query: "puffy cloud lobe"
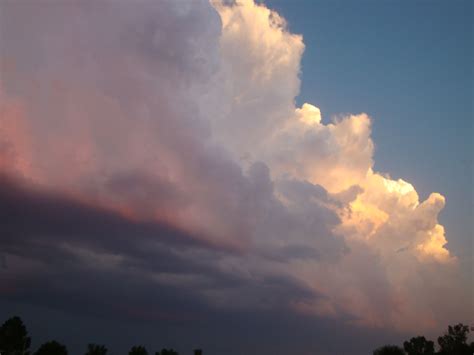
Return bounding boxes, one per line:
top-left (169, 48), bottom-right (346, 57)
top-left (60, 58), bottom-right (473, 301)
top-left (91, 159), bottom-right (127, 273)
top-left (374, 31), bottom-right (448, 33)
top-left (265, 109), bottom-right (374, 192)
top-left (0, 0), bottom-right (468, 341)
top-left (0, 0), bottom-right (267, 250)
top-left (209, 0), bottom-right (464, 331)
top-left (207, 0), bottom-right (462, 328)
top-left (205, 0), bottom-right (305, 157)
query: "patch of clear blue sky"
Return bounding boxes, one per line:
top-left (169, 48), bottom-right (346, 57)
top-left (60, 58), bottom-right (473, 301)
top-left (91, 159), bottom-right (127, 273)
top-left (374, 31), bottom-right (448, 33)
top-left (261, 0), bottom-right (472, 262)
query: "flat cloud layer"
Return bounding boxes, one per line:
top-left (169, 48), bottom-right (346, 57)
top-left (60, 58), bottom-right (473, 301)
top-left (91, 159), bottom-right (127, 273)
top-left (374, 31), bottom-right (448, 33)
top-left (0, 0), bottom-right (470, 351)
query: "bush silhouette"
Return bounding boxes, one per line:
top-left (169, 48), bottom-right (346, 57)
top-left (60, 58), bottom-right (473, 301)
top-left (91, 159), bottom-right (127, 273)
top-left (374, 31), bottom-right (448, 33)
top-left (155, 349), bottom-right (179, 355)
top-left (85, 343), bottom-right (108, 355)
top-left (0, 316), bottom-right (31, 355)
top-left (373, 344), bottom-right (405, 355)
top-left (34, 341), bottom-right (68, 355)
top-left (372, 323), bottom-right (474, 355)
top-left (4, 315), bottom-right (474, 355)
top-left (129, 345), bottom-right (148, 355)
top-left (403, 336), bottom-right (435, 355)
top-left (437, 323), bottom-right (474, 355)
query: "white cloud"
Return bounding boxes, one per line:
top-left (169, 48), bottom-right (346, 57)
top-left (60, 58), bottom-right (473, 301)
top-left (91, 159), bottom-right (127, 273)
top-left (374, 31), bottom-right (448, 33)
top-left (207, 0), bottom-right (464, 330)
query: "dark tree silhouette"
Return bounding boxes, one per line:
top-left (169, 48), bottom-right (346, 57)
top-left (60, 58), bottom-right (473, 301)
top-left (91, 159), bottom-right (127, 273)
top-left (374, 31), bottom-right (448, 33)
top-left (33, 341), bottom-right (68, 355)
top-left (129, 345), bottom-right (148, 355)
top-left (85, 343), bottom-right (108, 355)
top-left (0, 316), bottom-right (31, 355)
top-left (373, 345), bottom-right (405, 355)
top-left (193, 350), bottom-right (202, 355)
top-left (437, 323), bottom-right (474, 355)
top-left (403, 336), bottom-right (434, 355)
top-left (155, 349), bottom-right (178, 355)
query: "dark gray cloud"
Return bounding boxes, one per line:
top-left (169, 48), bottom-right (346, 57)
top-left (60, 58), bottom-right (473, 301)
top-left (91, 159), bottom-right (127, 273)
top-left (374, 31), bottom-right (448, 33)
top-left (0, 175), bottom-right (331, 326)
top-left (0, 174), bottom-right (386, 355)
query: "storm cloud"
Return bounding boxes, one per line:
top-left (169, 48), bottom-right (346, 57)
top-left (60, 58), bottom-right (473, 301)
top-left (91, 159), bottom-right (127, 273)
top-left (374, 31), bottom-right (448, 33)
top-left (0, 0), bottom-right (470, 354)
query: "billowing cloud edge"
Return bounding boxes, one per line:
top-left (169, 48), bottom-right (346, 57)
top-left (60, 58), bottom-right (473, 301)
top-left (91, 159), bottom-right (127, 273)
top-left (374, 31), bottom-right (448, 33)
top-left (0, 0), bottom-right (469, 334)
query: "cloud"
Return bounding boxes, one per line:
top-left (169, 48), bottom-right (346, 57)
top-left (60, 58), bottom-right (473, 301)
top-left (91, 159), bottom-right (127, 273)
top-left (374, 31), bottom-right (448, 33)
top-left (0, 174), bottom-right (327, 330)
top-left (0, 0), bottom-right (469, 348)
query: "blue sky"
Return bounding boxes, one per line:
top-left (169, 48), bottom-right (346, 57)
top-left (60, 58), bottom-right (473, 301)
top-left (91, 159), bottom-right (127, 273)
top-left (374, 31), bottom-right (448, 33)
top-left (265, 0), bottom-right (473, 263)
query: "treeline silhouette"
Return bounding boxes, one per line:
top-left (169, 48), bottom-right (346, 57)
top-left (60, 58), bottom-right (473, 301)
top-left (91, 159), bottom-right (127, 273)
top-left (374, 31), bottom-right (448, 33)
top-left (0, 316), bottom-right (202, 355)
top-left (372, 323), bottom-right (474, 355)
top-left (0, 315), bottom-right (472, 355)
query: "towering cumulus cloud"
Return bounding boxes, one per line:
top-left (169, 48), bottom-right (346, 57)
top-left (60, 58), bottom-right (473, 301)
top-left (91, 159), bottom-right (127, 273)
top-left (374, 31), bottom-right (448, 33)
top-left (0, 0), bottom-right (468, 342)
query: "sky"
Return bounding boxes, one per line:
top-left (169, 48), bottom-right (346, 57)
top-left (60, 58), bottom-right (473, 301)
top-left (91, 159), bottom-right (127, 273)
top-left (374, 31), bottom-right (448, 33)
top-left (0, 1), bottom-right (472, 355)
top-left (264, 0), bottom-right (473, 270)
